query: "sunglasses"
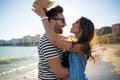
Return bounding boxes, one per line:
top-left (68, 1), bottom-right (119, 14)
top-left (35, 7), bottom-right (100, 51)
top-left (53, 18), bottom-right (65, 23)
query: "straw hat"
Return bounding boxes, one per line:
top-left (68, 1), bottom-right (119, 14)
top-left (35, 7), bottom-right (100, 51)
top-left (37, 0), bottom-right (55, 8)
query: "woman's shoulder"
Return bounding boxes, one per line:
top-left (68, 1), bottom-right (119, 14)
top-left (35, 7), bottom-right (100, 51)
top-left (69, 52), bottom-right (88, 60)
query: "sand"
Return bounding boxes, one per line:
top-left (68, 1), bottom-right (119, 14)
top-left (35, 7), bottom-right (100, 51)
top-left (86, 44), bottom-right (120, 80)
top-left (102, 44), bottom-right (120, 74)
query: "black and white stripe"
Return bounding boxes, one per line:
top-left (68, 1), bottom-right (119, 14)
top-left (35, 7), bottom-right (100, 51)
top-left (38, 34), bottom-right (63, 80)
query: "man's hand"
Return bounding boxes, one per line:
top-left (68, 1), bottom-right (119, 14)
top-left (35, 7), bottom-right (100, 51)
top-left (32, 0), bottom-right (46, 17)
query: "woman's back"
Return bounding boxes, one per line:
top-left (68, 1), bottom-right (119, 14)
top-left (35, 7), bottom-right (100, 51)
top-left (68, 52), bottom-right (88, 80)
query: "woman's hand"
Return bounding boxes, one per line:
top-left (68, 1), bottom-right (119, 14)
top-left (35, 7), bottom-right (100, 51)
top-left (32, 0), bottom-right (46, 17)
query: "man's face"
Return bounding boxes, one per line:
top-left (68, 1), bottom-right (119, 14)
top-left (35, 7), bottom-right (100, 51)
top-left (53, 13), bottom-right (66, 34)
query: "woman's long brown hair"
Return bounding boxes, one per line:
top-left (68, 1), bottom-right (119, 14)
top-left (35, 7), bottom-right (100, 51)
top-left (72, 17), bottom-right (95, 63)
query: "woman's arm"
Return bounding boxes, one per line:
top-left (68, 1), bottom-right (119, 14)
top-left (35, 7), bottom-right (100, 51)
top-left (57, 34), bottom-right (69, 40)
top-left (32, 1), bottom-right (82, 53)
top-left (42, 20), bottom-right (75, 50)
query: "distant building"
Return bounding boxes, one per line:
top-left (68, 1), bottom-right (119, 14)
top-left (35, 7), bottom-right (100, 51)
top-left (0, 34), bottom-right (40, 46)
top-left (0, 40), bottom-right (5, 45)
top-left (22, 35), bottom-right (32, 44)
top-left (30, 34), bottom-right (40, 46)
top-left (11, 38), bottom-right (21, 46)
top-left (112, 23), bottom-right (120, 34)
top-left (112, 23), bottom-right (120, 43)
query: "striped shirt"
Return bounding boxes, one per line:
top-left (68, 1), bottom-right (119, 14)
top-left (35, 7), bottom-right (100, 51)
top-left (38, 34), bottom-right (63, 80)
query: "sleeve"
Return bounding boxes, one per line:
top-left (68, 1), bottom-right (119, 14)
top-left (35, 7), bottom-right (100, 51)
top-left (41, 39), bottom-right (60, 61)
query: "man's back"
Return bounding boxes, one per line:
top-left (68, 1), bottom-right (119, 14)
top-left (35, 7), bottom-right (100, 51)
top-left (38, 34), bottom-right (63, 80)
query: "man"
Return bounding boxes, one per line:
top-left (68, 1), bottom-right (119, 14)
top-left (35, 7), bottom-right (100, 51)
top-left (37, 6), bottom-right (68, 80)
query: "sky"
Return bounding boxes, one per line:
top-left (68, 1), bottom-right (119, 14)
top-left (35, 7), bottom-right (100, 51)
top-left (0, 0), bottom-right (120, 40)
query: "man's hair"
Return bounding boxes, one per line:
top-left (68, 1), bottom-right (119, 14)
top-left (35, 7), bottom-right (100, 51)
top-left (46, 6), bottom-right (63, 21)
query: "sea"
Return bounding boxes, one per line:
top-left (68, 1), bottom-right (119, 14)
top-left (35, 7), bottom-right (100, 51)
top-left (0, 46), bottom-right (39, 80)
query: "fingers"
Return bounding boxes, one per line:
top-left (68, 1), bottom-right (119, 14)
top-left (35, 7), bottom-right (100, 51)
top-left (32, 0), bottom-right (46, 17)
top-left (32, 1), bottom-right (43, 11)
top-left (32, 1), bottom-right (38, 9)
top-left (31, 8), bottom-right (36, 13)
top-left (31, 7), bottom-right (38, 15)
top-left (35, 0), bottom-right (39, 5)
top-left (32, 1), bottom-right (39, 15)
top-left (32, 1), bottom-right (39, 13)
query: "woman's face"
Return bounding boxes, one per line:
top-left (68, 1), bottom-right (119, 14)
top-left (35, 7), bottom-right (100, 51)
top-left (70, 19), bottom-right (82, 34)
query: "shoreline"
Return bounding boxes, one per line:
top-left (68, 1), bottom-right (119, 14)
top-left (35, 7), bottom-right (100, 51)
top-left (0, 63), bottom-right (38, 80)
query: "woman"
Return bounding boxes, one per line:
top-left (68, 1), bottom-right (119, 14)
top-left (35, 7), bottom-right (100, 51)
top-left (32, 1), bottom-right (95, 80)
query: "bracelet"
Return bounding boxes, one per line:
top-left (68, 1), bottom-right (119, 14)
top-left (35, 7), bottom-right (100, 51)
top-left (41, 16), bottom-right (48, 21)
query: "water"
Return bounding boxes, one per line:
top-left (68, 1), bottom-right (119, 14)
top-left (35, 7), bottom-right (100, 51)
top-left (0, 46), bottom-right (39, 80)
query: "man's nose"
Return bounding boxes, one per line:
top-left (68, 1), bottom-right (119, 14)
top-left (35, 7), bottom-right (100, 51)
top-left (64, 22), bottom-right (67, 26)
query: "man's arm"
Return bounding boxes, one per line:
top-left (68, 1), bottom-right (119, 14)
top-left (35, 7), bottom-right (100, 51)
top-left (48, 57), bottom-right (68, 78)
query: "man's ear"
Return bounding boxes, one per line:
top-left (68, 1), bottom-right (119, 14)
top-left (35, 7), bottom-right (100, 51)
top-left (50, 19), bottom-right (55, 25)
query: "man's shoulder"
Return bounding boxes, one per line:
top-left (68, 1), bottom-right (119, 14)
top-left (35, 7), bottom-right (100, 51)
top-left (41, 34), bottom-right (48, 39)
top-left (39, 34), bottom-right (54, 46)
top-left (40, 34), bottom-right (50, 41)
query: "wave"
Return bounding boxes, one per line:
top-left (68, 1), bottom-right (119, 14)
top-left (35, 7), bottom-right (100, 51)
top-left (0, 63), bottom-right (37, 77)
top-left (0, 54), bottom-right (38, 64)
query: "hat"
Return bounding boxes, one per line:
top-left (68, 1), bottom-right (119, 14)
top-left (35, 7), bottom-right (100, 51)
top-left (37, 0), bottom-right (55, 8)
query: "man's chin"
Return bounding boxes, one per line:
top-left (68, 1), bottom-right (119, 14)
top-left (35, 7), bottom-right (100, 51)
top-left (59, 32), bottom-right (63, 34)
top-left (56, 31), bottom-right (63, 34)
top-left (59, 30), bottom-right (63, 34)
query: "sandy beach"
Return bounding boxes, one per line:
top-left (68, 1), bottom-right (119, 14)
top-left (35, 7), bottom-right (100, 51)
top-left (102, 44), bottom-right (120, 74)
top-left (86, 44), bottom-right (120, 80)
top-left (0, 44), bottom-right (120, 80)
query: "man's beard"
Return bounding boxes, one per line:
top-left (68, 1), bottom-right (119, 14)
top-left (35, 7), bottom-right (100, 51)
top-left (57, 28), bottom-right (63, 34)
top-left (54, 24), bottom-right (63, 34)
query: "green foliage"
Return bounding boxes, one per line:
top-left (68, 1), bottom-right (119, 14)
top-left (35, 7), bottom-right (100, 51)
top-left (96, 26), bottom-right (112, 36)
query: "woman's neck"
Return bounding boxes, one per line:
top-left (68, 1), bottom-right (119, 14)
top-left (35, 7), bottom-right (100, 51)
top-left (75, 34), bottom-right (80, 39)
